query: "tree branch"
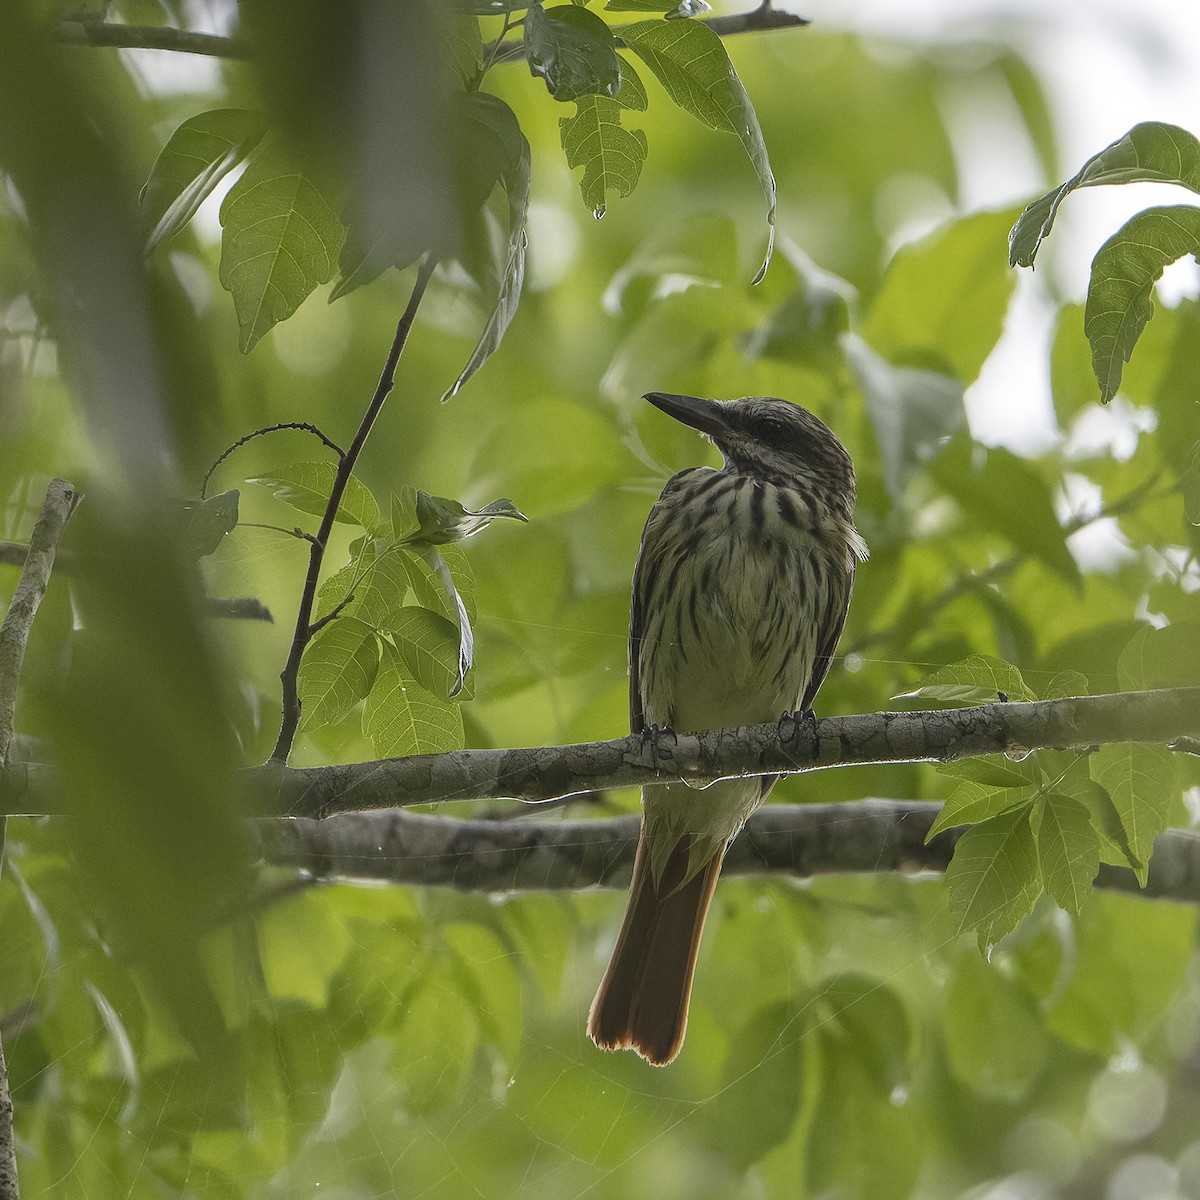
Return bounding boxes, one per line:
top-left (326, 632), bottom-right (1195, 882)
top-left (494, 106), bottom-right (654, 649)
top-left (251, 799), bottom-right (1200, 904)
top-left (0, 476), bottom-right (80, 1200)
top-left (3, 687), bottom-right (1197, 819)
top-left (253, 687), bottom-right (1199, 818)
top-left (486, 4), bottom-right (809, 66)
top-left (0, 480), bottom-right (81, 770)
top-left (56, 20), bottom-right (250, 59)
top-left (270, 254), bottom-right (437, 762)
top-left (59, 4), bottom-right (807, 66)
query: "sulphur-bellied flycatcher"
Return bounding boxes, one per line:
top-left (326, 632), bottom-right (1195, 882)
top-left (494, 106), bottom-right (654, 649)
top-left (588, 392), bottom-right (866, 1066)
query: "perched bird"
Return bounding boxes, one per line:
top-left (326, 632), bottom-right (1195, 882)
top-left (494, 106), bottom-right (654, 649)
top-left (588, 392), bottom-right (866, 1066)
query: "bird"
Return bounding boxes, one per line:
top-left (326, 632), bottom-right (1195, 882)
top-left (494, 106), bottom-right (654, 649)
top-left (587, 392), bottom-right (866, 1066)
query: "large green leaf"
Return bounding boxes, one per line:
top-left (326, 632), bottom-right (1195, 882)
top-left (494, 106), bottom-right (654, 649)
top-left (928, 782), bottom-right (1035, 840)
top-left (619, 18), bottom-right (775, 281)
top-left (524, 3), bottom-right (621, 102)
top-left (1032, 793), bottom-right (1098, 914)
top-left (863, 209), bottom-right (1017, 385)
top-left (140, 109), bottom-right (269, 253)
top-left (559, 55), bottom-right (648, 217)
top-left (249, 461), bottom-right (380, 530)
top-left (297, 616), bottom-right (379, 730)
top-left (1117, 620), bottom-right (1200, 689)
top-left (931, 441), bottom-right (1079, 585)
top-left (1086, 206), bottom-right (1200, 402)
top-left (943, 953), bottom-right (1047, 1101)
top-left (843, 334), bottom-right (964, 500)
top-left (1091, 743), bottom-right (1176, 883)
top-left (442, 108), bottom-right (532, 399)
top-left (1009, 121), bottom-right (1200, 267)
top-left (944, 806), bottom-right (1040, 944)
top-left (900, 653), bottom-right (1038, 705)
top-left (363, 642), bottom-right (464, 756)
top-left (386, 606), bottom-right (462, 700)
top-left (705, 999), bottom-right (805, 1171)
top-left (218, 152), bottom-right (344, 352)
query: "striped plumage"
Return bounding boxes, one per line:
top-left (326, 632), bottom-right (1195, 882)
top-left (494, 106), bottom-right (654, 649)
top-left (588, 392), bottom-right (866, 1066)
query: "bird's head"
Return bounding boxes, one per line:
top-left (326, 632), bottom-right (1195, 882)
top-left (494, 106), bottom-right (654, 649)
top-left (644, 392), bottom-right (856, 509)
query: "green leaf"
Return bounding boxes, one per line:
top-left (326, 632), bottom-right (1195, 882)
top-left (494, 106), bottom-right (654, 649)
top-left (619, 18), bottom-right (775, 282)
top-left (1085, 206), bottom-right (1200, 403)
top-left (862, 209), bottom-right (1018, 386)
top-left (1091, 743), bottom-right (1176, 883)
top-left (1061, 776), bottom-right (1141, 870)
top-left (386, 607), bottom-right (462, 700)
top-left (1117, 620), bottom-right (1200, 689)
top-left (928, 781), bottom-right (1034, 840)
top-left (218, 151), bottom-right (344, 352)
top-left (706, 999), bottom-right (805, 1171)
top-left (747, 241), bottom-right (853, 367)
top-left (297, 616), bottom-right (379, 730)
top-left (402, 545), bottom-right (474, 695)
top-left (931, 441), bottom-right (1080, 585)
top-left (524, 3), bottom-right (621, 102)
top-left (248, 462), bottom-right (380, 531)
top-left (1184, 439), bottom-right (1200, 525)
top-left (900, 653), bottom-right (1038, 705)
top-left (443, 923), bottom-right (524, 1063)
top-left (1041, 669), bottom-right (1090, 700)
top-left (1009, 121), bottom-right (1200, 268)
top-left (606, 0), bottom-right (700, 9)
top-left (822, 974), bottom-right (912, 1092)
top-left (364, 643), bottom-right (464, 757)
top-left (443, 14), bottom-right (483, 86)
top-left (442, 116), bottom-right (531, 399)
top-left (558, 55), bottom-right (648, 217)
top-left (843, 334), bottom-right (964, 500)
top-left (405, 491), bottom-right (528, 545)
top-left (943, 953), bottom-right (1047, 1101)
top-left (1032, 793), bottom-right (1098, 914)
top-left (944, 806), bottom-right (1040, 945)
top-left (316, 541), bottom-right (410, 628)
top-left (177, 489), bottom-right (239, 558)
top-left (140, 108), bottom-right (269, 253)
top-left (939, 755), bottom-right (1043, 790)
top-left (1048, 891), bottom-right (1196, 1055)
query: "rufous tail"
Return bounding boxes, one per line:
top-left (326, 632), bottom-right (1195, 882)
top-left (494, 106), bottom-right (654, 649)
top-left (587, 826), bottom-right (725, 1066)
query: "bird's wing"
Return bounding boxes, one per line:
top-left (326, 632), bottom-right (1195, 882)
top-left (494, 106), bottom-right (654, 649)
top-left (799, 557), bottom-right (856, 714)
top-left (629, 469), bottom-right (706, 734)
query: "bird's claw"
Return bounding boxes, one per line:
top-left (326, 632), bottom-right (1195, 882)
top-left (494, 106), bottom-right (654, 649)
top-left (638, 723), bottom-right (678, 773)
top-left (777, 708), bottom-right (818, 746)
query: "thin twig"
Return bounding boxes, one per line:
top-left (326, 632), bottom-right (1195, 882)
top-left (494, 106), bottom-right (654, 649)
top-left (0, 480), bottom-right (82, 767)
top-left (486, 2), bottom-right (810, 64)
top-left (0, 476), bottom-right (80, 1200)
top-left (271, 255), bottom-right (438, 763)
top-left (201, 422), bottom-right (345, 500)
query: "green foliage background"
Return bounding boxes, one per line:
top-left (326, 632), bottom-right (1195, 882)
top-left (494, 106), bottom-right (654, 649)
top-left (0, 1), bottom-right (1198, 1197)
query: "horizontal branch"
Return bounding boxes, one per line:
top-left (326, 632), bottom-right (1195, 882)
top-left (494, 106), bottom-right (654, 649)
top-left (61, 3), bottom-right (807, 65)
top-left (56, 20), bottom-right (250, 59)
top-left (256, 687), bottom-right (1198, 818)
top-left (2, 688), bottom-right (1196, 819)
top-left (253, 799), bottom-right (1200, 904)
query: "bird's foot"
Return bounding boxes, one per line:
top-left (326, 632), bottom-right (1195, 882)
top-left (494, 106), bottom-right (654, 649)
top-left (777, 708), bottom-right (819, 748)
top-left (638, 723), bottom-right (678, 773)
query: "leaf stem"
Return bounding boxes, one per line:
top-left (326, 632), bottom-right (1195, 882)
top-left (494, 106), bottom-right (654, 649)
top-left (270, 255), bottom-right (437, 763)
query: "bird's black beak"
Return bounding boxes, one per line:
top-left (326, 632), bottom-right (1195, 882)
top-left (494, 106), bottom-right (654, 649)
top-left (643, 392), bottom-right (732, 437)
